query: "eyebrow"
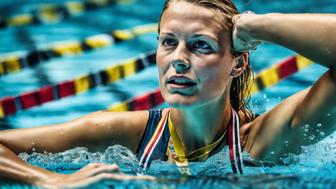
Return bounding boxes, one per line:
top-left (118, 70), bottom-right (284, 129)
top-left (191, 34), bottom-right (219, 43)
top-left (159, 32), bottom-right (174, 37)
top-left (159, 32), bottom-right (219, 42)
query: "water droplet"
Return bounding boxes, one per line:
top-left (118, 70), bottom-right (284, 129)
top-left (270, 151), bottom-right (275, 155)
top-left (308, 134), bottom-right (315, 140)
top-left (304, 124), bottom-right (310, 129)
top-left (316, 123), bottom-right (322, 127)
top-left (320, 132), bottom-right (325, 137)
top-left (327, 113), bottom-right (331, 117)
top-left (304, 128), bottom-right (309, 132)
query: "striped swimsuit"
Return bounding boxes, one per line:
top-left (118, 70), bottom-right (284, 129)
top-left (136, 109), bottom-right (244, 174)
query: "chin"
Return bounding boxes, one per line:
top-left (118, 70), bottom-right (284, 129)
top-left (163, 93), bottom-right (204, 109)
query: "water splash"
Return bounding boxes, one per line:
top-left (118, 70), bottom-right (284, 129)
top-left (8, 139), bottom-right (336, 188)
top-left (18, 145), bottom-right (140, 174)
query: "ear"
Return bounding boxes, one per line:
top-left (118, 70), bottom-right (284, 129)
top-left (230, 53), bottom-right (249, 78)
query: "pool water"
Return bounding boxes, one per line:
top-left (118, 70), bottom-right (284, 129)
top-left (1, 0), bottom-right (336, 188)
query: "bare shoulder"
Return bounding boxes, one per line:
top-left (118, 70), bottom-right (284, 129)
top-left (0, 110), bottom-right (151, 154)
top-left (85, 110), bottom-right (150, 129)
top-left (81, 110), bottom-right (151, 152)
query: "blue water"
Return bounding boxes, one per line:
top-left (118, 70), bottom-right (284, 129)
top-left (1, 0), bottom-right (336, 188)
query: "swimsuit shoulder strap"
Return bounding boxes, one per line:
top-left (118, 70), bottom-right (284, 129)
top-left (228, 110), bottom-right (244, 174)
top-left (137, 109), bottom-right (170, 168)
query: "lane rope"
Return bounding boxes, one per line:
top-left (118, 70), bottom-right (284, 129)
top-left (107, 54), bottom-right (313, 112)
top-left (0, 51), bottom-right (156, 118)
top-left (0, 54), bottom-right (312, 119)
top-left (0, 23), bottom-right (158, 77)
top-left (0, 0), bottom-right (133, 29)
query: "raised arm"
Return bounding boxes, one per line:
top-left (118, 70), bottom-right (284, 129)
top-left (234, 13), bottom-right (336, 161)
top-left (0, 110), bottom-right (150, 187)
top-left (234, 13), bottom-right (336, 67)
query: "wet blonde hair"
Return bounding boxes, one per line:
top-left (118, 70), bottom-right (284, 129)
top-left (159, 0), bottom-right (254, 121)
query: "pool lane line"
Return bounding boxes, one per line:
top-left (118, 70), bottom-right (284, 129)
top-left (250, 55), bottom-right (312, 94)
top-left (0, 54), bottom-right (312, 118)
top-left (0, 23), bottom-right (158, 77)
top-left (0, 51), bottom-right (156, 118)
top-left (107, 55), bottom-right (313, 112)
top-left (0, 0), bottom-right (134, 29)
top-left (108, 88), bottom-right (164, 112)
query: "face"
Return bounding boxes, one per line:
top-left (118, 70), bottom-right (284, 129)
top-left (157, 1), bottom-right (236, 108)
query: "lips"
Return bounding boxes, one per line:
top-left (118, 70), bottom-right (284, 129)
top-left (167, 76), bottom-right (197, 87)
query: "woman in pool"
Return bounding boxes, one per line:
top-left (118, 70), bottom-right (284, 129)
top-left (1, 0), bottom-right (336, 188)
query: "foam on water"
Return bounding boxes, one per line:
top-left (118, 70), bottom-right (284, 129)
top-left (3, 134), bottom-right (334, 188)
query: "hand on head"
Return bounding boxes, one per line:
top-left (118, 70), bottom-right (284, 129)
top-left (231, 11), bottom-right (263, 53)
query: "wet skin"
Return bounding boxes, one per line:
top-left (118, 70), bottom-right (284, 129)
top-left (156, 2), bottom-right (239, 109)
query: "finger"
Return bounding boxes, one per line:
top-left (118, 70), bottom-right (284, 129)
top-left (78, 164), bottom-right (120, 178)
top-left (88, 164), bottom-right (120, 176)
top-left (75, 163), bottom-right (102, 175)
top-left (76, 163), bottom-right (110, 175)
top-left (231, 14), bottom-right (241, 26)
top-left (88, 173), bottom-right (156, 184)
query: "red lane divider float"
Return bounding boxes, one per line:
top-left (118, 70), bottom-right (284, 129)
top-left (0, 51), bottom-right (156, 118)
top-left (0, 54), bottom-right (312, 118)
top-left (108, 89), bottom-right (164, 112)
top-left (108, 54), bottom-right (313, 112)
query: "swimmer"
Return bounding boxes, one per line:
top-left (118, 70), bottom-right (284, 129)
top-left (1, 0), bottom-right (336, 188)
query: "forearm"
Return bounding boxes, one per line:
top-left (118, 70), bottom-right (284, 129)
top-left (0, 143), bottom-right (150, 188)
top-left (242, 13), bottom-right (336, 67)
top-left (0, 143), bottom-right (54, 185)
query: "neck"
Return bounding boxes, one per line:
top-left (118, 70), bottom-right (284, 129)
top-left (170, 93), bottom-right (233, 155)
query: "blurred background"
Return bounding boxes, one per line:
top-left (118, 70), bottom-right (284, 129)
top-left (0, 0), bottom-right (335, 129)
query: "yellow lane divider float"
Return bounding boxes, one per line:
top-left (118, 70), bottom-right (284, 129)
top-left (107, 55), bottom-right (313, 112)
top-left (0, 51), bottom-right (156, 118)
top-left (0, 53), bottom-right (312, 118)
top-left (0, 23), bottom-right (158, 76)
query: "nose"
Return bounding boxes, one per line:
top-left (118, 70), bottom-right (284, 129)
top-left (171, 59), bottom-right (190, 73)
top-left (170, 44), bottom-right (190, 73)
